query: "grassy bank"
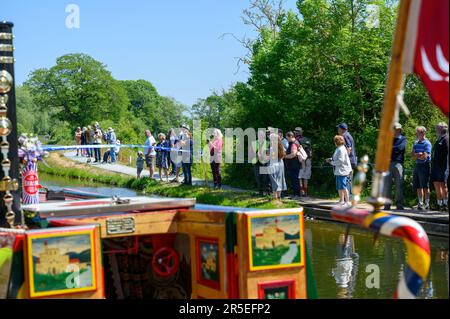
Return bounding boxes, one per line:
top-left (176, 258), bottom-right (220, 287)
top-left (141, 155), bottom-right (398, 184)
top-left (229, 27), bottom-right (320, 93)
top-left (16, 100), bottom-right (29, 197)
top-left (40, 153), bottom-right (299, 209)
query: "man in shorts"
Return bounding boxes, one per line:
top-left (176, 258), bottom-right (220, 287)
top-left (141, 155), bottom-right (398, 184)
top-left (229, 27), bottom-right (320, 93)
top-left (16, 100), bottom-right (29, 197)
top-left (412, 126), bottom-right (432, 211)
top-left (144, 129), bottom-right (157, 178)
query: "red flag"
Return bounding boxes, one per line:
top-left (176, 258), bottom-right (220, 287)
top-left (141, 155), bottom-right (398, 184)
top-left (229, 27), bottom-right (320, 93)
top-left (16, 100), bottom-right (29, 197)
top-left (404, 0), bottom-right (449, 117)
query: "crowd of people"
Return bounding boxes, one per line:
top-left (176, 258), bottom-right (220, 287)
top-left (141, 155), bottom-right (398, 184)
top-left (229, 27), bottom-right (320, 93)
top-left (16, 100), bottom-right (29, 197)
top-left (250, 122), bottom-right (448, 211)
top-left (140, 125), bottom-right (223, 188)
top-left (391, 122), bottom-right (449, 212)
top-left (74, 120), bottom-right (448, 211)
top-left (251, 127), bottom-right (312, 203)
top-left (74, 122), bottom-right (121, 164)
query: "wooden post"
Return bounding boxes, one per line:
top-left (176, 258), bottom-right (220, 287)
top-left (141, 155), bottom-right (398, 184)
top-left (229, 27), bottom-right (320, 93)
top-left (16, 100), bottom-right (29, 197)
top-left (368, 0), bottom-right (412, 209)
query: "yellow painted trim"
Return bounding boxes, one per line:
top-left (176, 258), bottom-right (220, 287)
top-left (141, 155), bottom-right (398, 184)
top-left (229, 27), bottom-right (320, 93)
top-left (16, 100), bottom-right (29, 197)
top-left (363, 212), bottom-right (389, 228)
top-left (404, 239), bottom-right (431, 279)
top-left (26, 229), bottom-right (97, 298)
top-left (247, 211), bottom-right (305, 271)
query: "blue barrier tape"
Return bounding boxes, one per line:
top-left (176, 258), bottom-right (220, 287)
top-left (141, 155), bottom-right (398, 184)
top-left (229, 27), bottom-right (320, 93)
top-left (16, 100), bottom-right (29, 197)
top-left (42, 144), bottom-right (192, 153)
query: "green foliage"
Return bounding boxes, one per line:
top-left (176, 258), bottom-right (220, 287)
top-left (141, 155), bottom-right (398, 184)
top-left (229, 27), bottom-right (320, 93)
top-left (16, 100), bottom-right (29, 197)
top-left (193, 0), bottom-right (446, 203)
top-left (41, 156), bottom-right (297, 209)
top-left (16, 86), bottom-right (67, 141)
top-left (25, 53), bottom-right (129, 126)
top-left (21, 54), bottom-right (189, 144)
top-left (121, 79), bottom-right (189, 135)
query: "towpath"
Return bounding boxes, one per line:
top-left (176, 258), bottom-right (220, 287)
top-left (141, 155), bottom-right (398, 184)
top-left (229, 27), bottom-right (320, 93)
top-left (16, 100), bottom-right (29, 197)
top-left (62, 151), bottom-right (448, 237)
top-left (63, 151), bottom-right (246, 193)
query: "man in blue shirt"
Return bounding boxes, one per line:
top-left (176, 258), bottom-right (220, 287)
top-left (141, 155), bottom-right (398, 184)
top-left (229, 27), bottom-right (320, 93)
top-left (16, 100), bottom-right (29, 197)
top-left (337, 123), bottom-right (357, 196)
top-left (411, 126), bottom-right (432, 211)
top-left (385, 123), bottom-right (407, 210)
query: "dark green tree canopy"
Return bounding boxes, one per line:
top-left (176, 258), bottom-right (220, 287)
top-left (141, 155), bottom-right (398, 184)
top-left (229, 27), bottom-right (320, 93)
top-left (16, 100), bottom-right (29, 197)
top-left (25, 53), bottom-right (129, 127)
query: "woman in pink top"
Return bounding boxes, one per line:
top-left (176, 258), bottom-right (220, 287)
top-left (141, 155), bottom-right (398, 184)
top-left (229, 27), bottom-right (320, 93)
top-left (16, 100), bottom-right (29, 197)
top-left (208, 129), bottom-right (223, 189)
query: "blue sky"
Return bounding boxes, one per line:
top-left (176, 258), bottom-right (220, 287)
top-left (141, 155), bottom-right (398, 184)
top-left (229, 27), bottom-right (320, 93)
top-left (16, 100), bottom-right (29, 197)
top-left (2, 0), bottom-right (298, 106)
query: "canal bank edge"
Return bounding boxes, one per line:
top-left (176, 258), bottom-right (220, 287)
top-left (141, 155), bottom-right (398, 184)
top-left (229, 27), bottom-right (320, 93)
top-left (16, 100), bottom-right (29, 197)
top-left (40, 153), bottom-right (448, 238)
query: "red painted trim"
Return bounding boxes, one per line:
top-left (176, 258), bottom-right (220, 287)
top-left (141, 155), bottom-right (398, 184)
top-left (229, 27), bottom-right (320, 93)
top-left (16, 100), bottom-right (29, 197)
top-left (257, 279), bottom-right (296, 299)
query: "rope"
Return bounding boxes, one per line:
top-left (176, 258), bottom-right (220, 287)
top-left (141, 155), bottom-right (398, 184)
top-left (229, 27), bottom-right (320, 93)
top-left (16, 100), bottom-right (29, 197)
top-left (331, 207), bottom-right (430, 299)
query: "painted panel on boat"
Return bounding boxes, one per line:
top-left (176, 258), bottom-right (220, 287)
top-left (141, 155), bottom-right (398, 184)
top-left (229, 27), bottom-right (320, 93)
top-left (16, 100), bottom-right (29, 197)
top-left (25, 226), bottom-right (98, 298)
top-left (247, 212), bottom-right (304, 271)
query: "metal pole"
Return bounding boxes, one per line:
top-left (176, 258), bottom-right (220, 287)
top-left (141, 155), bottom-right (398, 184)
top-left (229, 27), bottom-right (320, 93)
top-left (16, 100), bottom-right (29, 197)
top-left (0, 21), bottom-right (21, 227)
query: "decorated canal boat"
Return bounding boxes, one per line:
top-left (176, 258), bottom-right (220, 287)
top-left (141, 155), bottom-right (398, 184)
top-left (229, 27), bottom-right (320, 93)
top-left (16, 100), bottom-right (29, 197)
top-left (0, 0), bottom-right (447, 300)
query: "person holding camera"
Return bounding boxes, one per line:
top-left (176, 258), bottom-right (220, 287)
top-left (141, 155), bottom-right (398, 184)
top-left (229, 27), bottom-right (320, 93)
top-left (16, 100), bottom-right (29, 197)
top-left (92, 128), bottom-right (103, 163)
top-left (267, 133), bottom-right (287, 202)
top-left (208, 129), bottom-right (223, 189)
top-left (284, 131), bottom-right (301, 198)
top-left (250, 129), bottom-right (271, 195)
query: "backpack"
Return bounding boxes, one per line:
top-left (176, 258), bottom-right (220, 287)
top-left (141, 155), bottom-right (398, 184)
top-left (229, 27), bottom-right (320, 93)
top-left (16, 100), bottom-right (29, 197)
top-left (297, 145), bottom-right (308, 162)
top-left (301, 138), bottom-right (312, 158)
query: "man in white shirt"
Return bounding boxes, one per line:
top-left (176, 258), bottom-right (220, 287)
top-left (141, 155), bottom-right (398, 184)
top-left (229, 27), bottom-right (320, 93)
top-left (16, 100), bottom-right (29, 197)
top-left (144, 130), bottom-right (157, 178)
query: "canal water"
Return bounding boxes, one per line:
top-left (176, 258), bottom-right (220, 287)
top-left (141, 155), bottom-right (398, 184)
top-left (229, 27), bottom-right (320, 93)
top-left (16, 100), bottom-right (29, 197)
top-left (40, 173), bottom-right (449, 299)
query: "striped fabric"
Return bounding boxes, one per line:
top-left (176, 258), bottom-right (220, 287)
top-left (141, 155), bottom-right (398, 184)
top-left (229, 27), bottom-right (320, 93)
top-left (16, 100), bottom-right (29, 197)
top-left (331, 208), bottom-right (430, 299)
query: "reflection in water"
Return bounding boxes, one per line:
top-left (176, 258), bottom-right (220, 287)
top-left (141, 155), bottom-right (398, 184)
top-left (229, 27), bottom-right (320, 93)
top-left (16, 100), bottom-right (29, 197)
top-left (306, 218), bottom-right (448, 299)
top-left (331, 234), bottom-right (359, 299)
top-left (40, 175), bottom-right (450, 299)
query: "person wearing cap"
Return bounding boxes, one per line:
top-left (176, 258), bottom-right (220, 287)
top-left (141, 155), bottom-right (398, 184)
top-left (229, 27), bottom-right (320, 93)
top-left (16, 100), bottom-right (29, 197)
top-left (337, 123), bottom-right (357, 196)
top-left (92, 127), bottom-right (103, 163)
top-left (107, 127), bottom-right (117, 163)
top-left (144, 129), bottom-right (157, 178)
top-left (431, 122), bottom-right (449, 211)
top-left (385, 123), bottom-right (407, 210)
top-left (412, 126), bottom-right (432, 211)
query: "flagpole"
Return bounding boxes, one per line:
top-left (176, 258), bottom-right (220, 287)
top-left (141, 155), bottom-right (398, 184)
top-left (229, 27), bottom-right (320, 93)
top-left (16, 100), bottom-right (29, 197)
top-left (367, 0), bottom-right (412, 210)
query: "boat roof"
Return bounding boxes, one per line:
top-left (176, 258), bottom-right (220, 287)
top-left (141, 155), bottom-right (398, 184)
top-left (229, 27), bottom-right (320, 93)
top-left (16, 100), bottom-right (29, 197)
top-left (22, 196), bottom-right (196, 218)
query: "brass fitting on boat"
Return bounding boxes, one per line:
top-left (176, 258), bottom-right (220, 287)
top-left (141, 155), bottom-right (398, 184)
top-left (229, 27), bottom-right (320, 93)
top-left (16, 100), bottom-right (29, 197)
top-left (366, 171), bottom-right (391, 211)
top-left (352, 155), bottom-right (369, 206)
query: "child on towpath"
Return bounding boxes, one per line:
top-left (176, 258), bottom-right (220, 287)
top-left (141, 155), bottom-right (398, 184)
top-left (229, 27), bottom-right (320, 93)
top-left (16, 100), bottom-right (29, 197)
top-left (136, 151), bottom-right (145, 178)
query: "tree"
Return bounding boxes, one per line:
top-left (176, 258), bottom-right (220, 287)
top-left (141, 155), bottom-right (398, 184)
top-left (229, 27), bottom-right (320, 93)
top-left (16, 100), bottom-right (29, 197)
top-left (25, 53), bottom-right (130, 128)
top-left (121, 79), bottom-right (188, 134)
